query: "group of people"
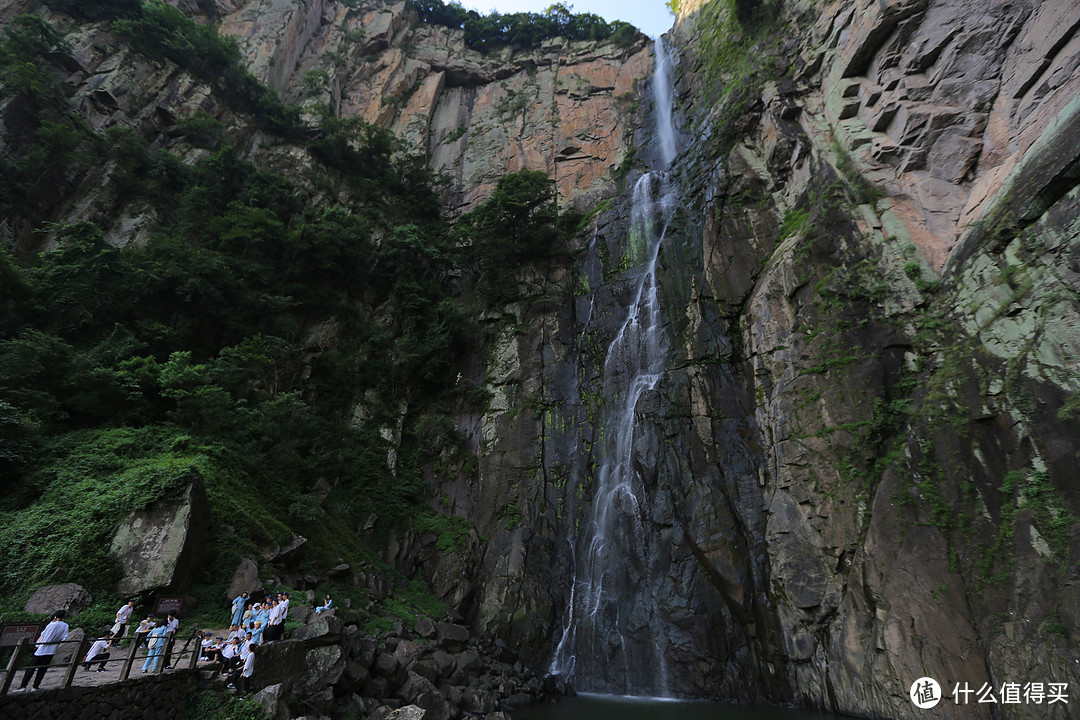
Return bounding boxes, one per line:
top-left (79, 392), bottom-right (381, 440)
top-left (9, 589), bottom-right (331, 695)
top-left (228, 591), bottom-right (298, 644)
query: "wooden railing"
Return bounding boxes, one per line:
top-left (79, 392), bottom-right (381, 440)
top-left (0, 628), bottom-right (204, 695)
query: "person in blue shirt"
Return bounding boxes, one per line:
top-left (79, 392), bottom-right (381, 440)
top-left (315, 595), bottom-right (332, 613)
top-left (230, 592), bottom-right (249, 628)
top-left (250, 621), bottom-right (264, 646)
top-left (141, 621), bottom-right (168, 673)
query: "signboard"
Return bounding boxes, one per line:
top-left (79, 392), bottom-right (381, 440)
top-left (0, 623), bottom-right (44, 648)
top-left (153, 596), bottom-right (185, 616)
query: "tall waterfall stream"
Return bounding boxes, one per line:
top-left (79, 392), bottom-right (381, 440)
top-left (550, 37), bottom-right (680, 696)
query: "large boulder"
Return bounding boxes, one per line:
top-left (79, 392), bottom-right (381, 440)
top-left (434, 623), bottom-right (470, 652)
top-left (390, 707), bottom-right (426, 720)
top-left (251, 683), bottom-right (289, 720)
top-left (49, 627), bottom-right (84, 667)
top-left (395, 672), bottom-right (451, 720)
top-left (291, 614), bottom-right (343, 642)
top-left (225, 558), bottom-right (262, 600)
top-left (109, 476), bottom-right (210, 595)
top-left (23, 584), bottom-right (92, 616)
top-left (293, 645), bottom-right (345, 696)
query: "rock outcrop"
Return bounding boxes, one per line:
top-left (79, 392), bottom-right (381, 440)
top-left (23, 584), bottom-right (92, 616)
top-left (217, 0), bottom-right (650, 212)
top-left (248, 609), bottom-right (566, 719)
top-left (110, 476), bottom-right (211, 596)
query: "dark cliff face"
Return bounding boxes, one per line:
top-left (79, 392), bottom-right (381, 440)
top-left (438, 0), bottom-right (1080, 717)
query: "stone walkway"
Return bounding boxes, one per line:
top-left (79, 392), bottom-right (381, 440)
top-left (6, 629), bottom-right (230, 694)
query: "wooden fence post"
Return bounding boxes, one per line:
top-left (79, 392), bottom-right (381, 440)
top-left (119, 637), bottom-right (139, 682)
top-left (61, 636), bottom-right (86, 689)
top-left (1, 638), bottom-right (27, 695)
top-left (188, 630), bottom-right (201, 670)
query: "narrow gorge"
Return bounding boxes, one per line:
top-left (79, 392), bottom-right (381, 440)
top-left (1, 0), bottom-right (1079, 719)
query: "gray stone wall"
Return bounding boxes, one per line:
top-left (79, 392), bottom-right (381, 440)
top-left (0, 669), bottom-right (197, 720)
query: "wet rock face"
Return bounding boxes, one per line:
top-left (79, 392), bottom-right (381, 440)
top-left (432, 0), bottom-right (1080, 715)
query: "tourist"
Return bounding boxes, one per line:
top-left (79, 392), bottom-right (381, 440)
top-left (250, 620), bottom-right (264, 646)
top-left (199, 632), bottom-right (215, 661)
top-left (162, 612), bottom-right (179, 669)
top-left (218, 637), bottom-right (240, 675)
top-left (141, 621), bottom-right (167, 673)
top-left (16, 609), bottom-right (69, 691)
top-left (230, 592), bottom-right (249, 628)
top-left (83, 631), bottom-right (114, 672)
top-left (227, 641), bottom-right (255, 697)
top-left (113, 600), bottom-right (134, 639)
top-left (134, 615), bottom-right (155, 649)
top-left (315, 594), bottom-right (332, 613)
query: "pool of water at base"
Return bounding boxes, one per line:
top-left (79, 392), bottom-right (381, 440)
top-left (514, 693), bottom-right (844, 720)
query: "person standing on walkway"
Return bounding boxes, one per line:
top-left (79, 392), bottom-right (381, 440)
top-left (83, 631), bottom-right (114, 672)
top-left (113, 600), bottom-right (134, 639)
top-left (17, 609), bottom-right (69, 691)
top-left (162, 612), bottom-right (179, 669)
top-left (141, 621), bottom-right (167, 673)
top-left (134, 615), bottom-right (154, 649)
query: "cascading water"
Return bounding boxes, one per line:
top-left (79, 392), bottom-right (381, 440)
top-left (551, 37), bottom-right (679, 696)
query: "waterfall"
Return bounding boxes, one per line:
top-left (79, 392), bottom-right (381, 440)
top-left (550, 37), bottom-right (679, 696)
top-left (654, 36), bottom-right (678, 169)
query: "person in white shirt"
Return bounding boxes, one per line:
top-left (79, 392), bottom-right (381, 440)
top-left (114, 600), bottom-right (134, 638)
top-left (134, 615), bottom-right (155, 649)
top-left (227, 643), bottom-right (255, 697)
top-left (83, 631), bottom-right (114, 672)
top-left (217, 637), bottom-right (240, 676)
top-left (18, 609), bottom-right (69, 691)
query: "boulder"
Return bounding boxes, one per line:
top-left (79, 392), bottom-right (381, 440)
top-left (430, 650), bottom-right (455, 678)
top-left (269, 535), bottom-right (306, 566)
top-left (339, 660), bottom-right (370, 692)
top-left (251, 683), bottom-right (289, 720)
top-left (110, 476), bottom-right (210, 595)
top-left (249, 640), bottom-right (309, 689)
top-left (434, 623), bottom-right (470, 651)
top-left (292, 614), bottom-right (342, 642)
top-left (460, 688), bottom-right (495, 715)
top-left (293, 645), bottom-right (345, 696)
top-left (393, 639), bottom-right (423, 668)
top-left (389, 706), bottom-right (426, 720)
top-left (50, 627), bottom-right (84, 667)
top-left (411, 658), bottom-right (439, 683)
top-left (414, 618), bottom-right (436, 638)
top-left (395, 672), bottom-right (451, 720)
top-left (225, 558), bottom-right (262, 600)
top-left (291, 605), bottom-right (314, 624)
top-left (23, 584), bottom-right (92, 616)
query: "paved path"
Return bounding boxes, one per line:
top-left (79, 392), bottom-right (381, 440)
top-left (7, 628), bottom-right (230, 694)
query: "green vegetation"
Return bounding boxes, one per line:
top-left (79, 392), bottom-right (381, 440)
top-left (0, 8), bottom-right (576, 642)
top-left (409, 0), bottom-right (640, 51)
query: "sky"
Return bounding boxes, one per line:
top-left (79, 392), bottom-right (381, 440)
top-left (458, 0), bottom-right (676, 39)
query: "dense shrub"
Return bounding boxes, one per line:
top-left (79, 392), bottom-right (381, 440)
top-left (409, 0), bottom-right (641, 51)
